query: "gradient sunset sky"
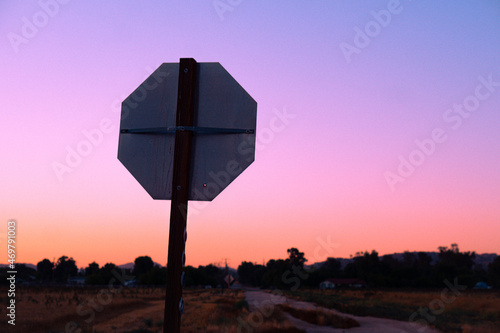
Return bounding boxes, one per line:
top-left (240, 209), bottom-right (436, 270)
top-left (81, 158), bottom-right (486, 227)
top-left (1, 1), bottom-right (499, 269)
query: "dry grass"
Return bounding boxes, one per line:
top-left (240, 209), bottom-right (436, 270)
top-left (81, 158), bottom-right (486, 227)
top-left (7, 286), bottom-right (496, 332)
top-left (278, 303), bottom-right (360, 329)
top-left (0, 285), bottom-right (165, 332)
top-left (238, 306), bottom-right (306, 333)
top-left (0, 287), bottom-right (304, 332)
top-left (183, 289), bottom-right (305, 332)
top-left (181, 289), bottom-right (246, 332)
top-left (287, 288), bottom-right (500, 332)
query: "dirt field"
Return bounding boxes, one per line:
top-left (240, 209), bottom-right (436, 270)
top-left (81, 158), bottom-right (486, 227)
top-left (0, 285), bottom-right (167, 332)
top-left (0, 286), bottom-right (300, 332)
top-left (0, 286), bottom-right (498, 332)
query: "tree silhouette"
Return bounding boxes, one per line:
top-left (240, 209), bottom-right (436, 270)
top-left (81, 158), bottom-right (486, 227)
top-left (263, 259), bottom-right (290, 289)
top-left (133, 256), bottom-right (154, 278)
top-left (85, 262), bottom-right (99, 276)
top-left (344, 250), bottom-right (382, 286)
top-left (138, 265), bottom-right (167, 285)
top-left (183, 264), bottom-right (224, 287)
top-left (305, 257), bottom-right (342, 288)
top-left (54, 256), bottom-right (78, 283)
top-left (287, 248), bottom-right (307, 268)
top-left (37, 258), bottom-right (54, 282)
top-left (488, 256), bottom-right (500, 288)
top-left (237, 261), bottom-right (266, 287)
top-left (85, 262), bottom-right (119, 285)
top-left (322, 257), bottom-right (341, 276)
top-left (435, 244), bottom-right (476, 286)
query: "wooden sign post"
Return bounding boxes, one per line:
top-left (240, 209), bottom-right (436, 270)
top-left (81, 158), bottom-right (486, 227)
top-left (117, 58), bottom-right (257, 333)
top-left (164, 58), bottom-right (197, 332)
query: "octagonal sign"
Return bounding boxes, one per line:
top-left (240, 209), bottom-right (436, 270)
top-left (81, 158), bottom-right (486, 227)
top-left (118, 62), bottom-right (257, 201)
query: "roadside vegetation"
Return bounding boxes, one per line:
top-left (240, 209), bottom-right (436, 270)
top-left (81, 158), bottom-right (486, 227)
top-left (285, 288), bottom-right (500, 332)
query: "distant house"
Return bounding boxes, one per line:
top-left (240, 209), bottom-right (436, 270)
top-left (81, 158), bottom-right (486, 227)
top-left (320, 280), bottom-right (335, 290)
top-left (320, 278), bottom-right (367, 289)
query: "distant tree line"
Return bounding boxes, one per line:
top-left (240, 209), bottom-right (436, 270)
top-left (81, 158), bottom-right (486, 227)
top-left (238, 244), bottom-right (500, 289)
top-left (1, 244), bottom-right (498, 289)
top-left (0, 255), bottom-right (230, 288)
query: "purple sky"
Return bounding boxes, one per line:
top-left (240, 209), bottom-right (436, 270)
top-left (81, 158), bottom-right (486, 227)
top-left (1, 0), bottom-right (499, 268)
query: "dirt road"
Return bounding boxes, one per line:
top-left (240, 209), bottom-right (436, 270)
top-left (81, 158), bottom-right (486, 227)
top-left (244, 289), bottom-right (442, 333)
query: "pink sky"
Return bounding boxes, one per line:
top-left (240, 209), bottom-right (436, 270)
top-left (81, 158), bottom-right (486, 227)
top-left (1, 1), bottom-right (499, 269)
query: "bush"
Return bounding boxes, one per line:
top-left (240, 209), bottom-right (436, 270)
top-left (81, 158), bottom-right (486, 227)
top-left (234, 299), bottom-right (249, 311)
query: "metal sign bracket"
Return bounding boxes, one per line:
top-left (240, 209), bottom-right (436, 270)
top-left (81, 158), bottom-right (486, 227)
top-left (121, 126), bottom-right (254, 134)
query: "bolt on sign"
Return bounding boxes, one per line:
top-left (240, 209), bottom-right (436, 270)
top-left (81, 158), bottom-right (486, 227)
top-left (117, 58), bottom-right (257, 332)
